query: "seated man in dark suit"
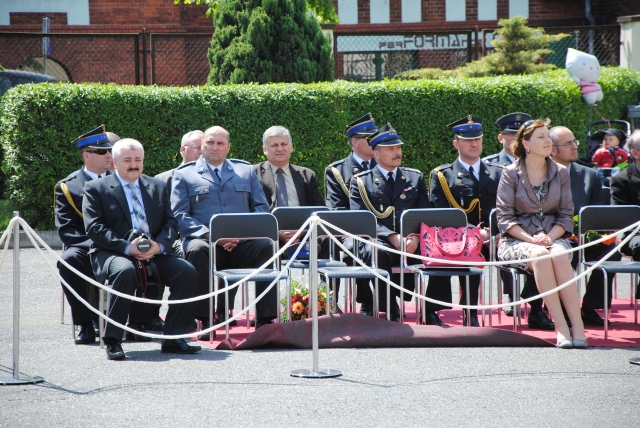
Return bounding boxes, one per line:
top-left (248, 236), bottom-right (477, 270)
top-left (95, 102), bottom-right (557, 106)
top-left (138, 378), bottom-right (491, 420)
top-left (55, 125), bottom-right (116, 345)
top-left (610, 130), bottom-right (640, 297)
top-left (550, 126), bottom-right (621, 326)
top-left (83, 138), bottom-right (201, 360)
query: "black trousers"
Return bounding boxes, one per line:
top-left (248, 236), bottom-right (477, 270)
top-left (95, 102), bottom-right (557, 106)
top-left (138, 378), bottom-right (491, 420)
top-left (58, 246), bottom-right (96, 325)
top-left (101, 254), bottom-right (197, 341)
top-left (338, 237), bottom-right (369, 305)
top-left (185, 238), bottom-right (277, 321)
top-left (573, 242), bottom-right (622, 309)
top-left (357, 239), bottom-right (416, 312)
top-left (622, 235), bottom-right (640, 261)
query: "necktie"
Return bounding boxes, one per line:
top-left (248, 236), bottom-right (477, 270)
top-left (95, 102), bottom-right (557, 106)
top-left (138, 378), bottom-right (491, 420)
top-left (214, 168), bottom-right (221, 181)
top-left (97, 175), bottom-right (101, 179)
top-left (468, 166), bottom-right (479, 185)
top-left (275, 168), bottom-right (289, 207)
top-left (125, 183), bottom-right (150, 235)
top-left (387, 171), bottom-right (395, 189)
top-left (362, 160), bottom-right (369, 170)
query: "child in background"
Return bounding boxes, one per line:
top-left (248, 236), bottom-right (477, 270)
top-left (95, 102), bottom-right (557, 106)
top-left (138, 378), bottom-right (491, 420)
top-left (592, 129), bottom-right (629, 168)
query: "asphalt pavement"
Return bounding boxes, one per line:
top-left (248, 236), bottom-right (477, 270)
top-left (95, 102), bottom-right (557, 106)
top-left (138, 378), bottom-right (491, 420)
top-left (1, 248), bottom-right (639, 427)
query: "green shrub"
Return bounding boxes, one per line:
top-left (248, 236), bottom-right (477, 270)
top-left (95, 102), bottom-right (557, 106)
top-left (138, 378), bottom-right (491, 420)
top-left (1, 67), bottom-right (639, 229)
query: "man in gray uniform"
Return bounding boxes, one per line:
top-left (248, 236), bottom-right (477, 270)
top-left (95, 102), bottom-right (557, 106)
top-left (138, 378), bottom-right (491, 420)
top-left (483, 112), bottom-right (531, 167)
top-left (171, 126), bottom-right (272, 339)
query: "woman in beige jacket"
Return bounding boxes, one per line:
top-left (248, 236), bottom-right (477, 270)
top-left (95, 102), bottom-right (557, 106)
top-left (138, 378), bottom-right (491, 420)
top-left (496, 119), bottom-right (587, 349)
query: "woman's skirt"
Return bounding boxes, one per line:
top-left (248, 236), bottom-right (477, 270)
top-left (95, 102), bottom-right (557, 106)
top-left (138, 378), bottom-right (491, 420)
top-left (497, 237), bottom-right (573, 271)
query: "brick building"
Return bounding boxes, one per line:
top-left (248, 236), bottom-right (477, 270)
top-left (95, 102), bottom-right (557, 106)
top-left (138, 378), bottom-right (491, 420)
top-left (0, 0), bottom-right (638, 83)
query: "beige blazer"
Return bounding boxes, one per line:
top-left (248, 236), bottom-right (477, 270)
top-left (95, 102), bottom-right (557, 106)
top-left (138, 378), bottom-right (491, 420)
top-left (497, 157), bottom-right (574, 237)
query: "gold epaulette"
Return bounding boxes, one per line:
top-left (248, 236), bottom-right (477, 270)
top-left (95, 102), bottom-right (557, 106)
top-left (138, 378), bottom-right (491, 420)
top-left (330, 166), bottom-right (350, 198)
top-left (356, 175), bottom-right (396, 231)
top-left (436, 170), bottom-right (480, 220)
top-left (60, 182), bottom-right (83, 217)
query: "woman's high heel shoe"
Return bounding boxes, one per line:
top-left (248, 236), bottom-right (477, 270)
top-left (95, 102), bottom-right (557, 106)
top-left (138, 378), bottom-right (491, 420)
top-left (556, 338), bottom-right (573, 349)
top-left (572, 338), bottom-right (589, 349)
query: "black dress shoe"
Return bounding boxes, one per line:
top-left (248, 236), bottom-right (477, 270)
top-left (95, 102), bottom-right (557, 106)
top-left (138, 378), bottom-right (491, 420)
top-left (92, 319), bottom-right (100, 336)
top-left (197, 320), bottom-right (211, 341)
top-left (359, 301), bottom-right (373, 317)
top-left (527, 310), bottom-right (555, 331)
top-left (125, 322), bottom-right (152, 342)
top-left (424, 310), bottom-right (448, 327)
top-left (106, 341), bottom-right (125, 360)
top-left (75, 323), bottom-right (96, 345)
top-left (389, 309), bottom-right (401, 322)
top-left (161, 338), bottom-right (201, 354)
top-left (581, 307), bottom-right (606, 327)
top-left (217, 312), bottom-right (237, 327)
top-left (462, 311), bottom-right (479, 327)
top-left (146, 316), bottom-right (165, 332)
top-left (256, 318), bottom-right (274, 329)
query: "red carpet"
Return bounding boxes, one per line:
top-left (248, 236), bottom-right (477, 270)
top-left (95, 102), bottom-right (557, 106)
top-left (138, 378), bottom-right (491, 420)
top-left (197, 298), bottom-right (639, 350)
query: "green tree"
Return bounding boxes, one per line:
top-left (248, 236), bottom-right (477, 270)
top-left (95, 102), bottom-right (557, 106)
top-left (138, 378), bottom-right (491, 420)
top-left (175, 0), bottom-right (338, 24)
top-left (396, 16), bottom-right (568, 80)
top-left (207, 0), bottom-right (333, 84)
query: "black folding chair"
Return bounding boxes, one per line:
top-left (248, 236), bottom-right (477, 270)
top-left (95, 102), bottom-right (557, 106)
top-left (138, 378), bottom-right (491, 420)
top-left (489, 209), bottom-right (529, 332)
top-left (601, 187), bottom-right (611, 205)
top-left (272, 206), bottom-right (346, 320)
top-left (401, 208), bottom-right (484, 327)
top-left (209, 213), bottom-right (288, 340)
top-left (579, 205), bottom-right (640, 339)
top-left (314, 210), bottom-right (391, 319)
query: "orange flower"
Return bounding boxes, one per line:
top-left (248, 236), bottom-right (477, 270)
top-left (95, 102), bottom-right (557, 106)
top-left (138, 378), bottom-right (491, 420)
top-left (602, 234), bottom-right (616, 245)
top-left (292, 302), bottom-right (304, 315)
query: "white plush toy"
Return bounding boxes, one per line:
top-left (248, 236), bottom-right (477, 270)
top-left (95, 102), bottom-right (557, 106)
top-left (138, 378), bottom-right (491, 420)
top-left (566, 48), bottom-right (603, 105)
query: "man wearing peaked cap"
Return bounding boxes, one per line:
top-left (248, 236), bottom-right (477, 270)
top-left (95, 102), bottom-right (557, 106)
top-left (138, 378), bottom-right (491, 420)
top-left (350, 124), bottom-right (430, 321)
top-left (55, 125), bottom-right (118, 345)
top-left (427, 115), bottom-right (506, 327)
top-left (484, 112), bottom-right (532, 167)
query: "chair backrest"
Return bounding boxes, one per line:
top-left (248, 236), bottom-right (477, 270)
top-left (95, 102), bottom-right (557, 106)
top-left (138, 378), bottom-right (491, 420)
top-left (315, 210), bottom-right (377, 239)
top-left (601, 187), bottom-right (611, 205)
top-left (209, 213), bottom-right (278, 242)
top-left (399, 208), bottom-right (467, 238)
top-left (272, 206), bottom-right (330, 231)
top-left (579, 205), bottom-right (640, 233)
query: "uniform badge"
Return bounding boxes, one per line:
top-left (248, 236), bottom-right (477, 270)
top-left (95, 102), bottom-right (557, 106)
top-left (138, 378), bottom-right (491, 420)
top-left (198, 166), bottom-right (205, 173)
top-left (485, 170), bottom-right (489, 175)
top-left (399, 194), bottom-right (406, 200)
top-left (400, 176), bottom-right (405, 180)
top-left (374, 178), bottom-right (380, 183)
top-left (458, 172), bottom-right (463, 177)
top-left (515, 114), bottom-right (522, 121)
top-left (353, 168), bottom-right (359, 173)
top-left (227, 165), bottom-right (233, 171)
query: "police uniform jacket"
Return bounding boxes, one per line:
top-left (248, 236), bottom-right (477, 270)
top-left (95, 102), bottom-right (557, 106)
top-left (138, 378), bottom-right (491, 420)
top-left (253, 161), bottom-right (324, 210)
top-left (482, 150), bottom-right (513, 167)
top-left (325, 154), bottom-right (377, 210)
top-left (349, 166), bottom-right (430, 239)
top-left (171, 156), bottom-right (269, 241)
top-left (429, 159), bottom-right (503, 226)
top-left (55, 169), bottom-right (110, 250)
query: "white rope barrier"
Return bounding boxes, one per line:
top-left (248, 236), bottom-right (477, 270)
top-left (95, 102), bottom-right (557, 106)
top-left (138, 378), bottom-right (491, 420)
top-left (316, 217), bottom-right (640, 311)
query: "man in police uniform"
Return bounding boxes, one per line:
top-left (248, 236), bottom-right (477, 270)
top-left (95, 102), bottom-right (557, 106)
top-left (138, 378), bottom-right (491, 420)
top-left (428, 116), bottom-right (503, 327)
top-left (483, 112), bottom-right (532, 317)
top-left (483, 112), bottom-right (531, 166)
top-left (171, 126), bottom-right (272, 339)
top-left (350, 124), bottom-right (430, 321)
top-left (55, 126), bottom-right (115, 344)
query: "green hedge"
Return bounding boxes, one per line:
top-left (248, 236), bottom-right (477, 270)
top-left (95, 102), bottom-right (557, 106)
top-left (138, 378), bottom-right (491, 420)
top-left (2, 67), bottom-right (640, 229)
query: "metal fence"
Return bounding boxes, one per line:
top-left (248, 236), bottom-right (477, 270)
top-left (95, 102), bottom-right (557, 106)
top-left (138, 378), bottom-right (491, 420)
top-left (334, 31), bottom-right (474, 81)
top-left (150, 33), bottom-right (212, 86)
top-left (481, 25), bottom-right (620, 67)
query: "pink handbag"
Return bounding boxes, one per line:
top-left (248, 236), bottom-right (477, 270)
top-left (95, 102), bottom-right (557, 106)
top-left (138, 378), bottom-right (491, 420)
top-left (419, 223), bottom-right (485, 267)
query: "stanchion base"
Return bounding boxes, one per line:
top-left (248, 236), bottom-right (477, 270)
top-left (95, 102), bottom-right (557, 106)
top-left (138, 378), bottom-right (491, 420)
top-left (630, 357), bottom-right (640, 366)
top-left (290, 369), bottom-right (342, 378)
top-left (0, 375), bottom-right (44, 385)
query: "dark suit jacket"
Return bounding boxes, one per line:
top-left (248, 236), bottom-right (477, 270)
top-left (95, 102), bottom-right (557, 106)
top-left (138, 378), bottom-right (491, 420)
top-left (610, 163), bottom-right (640, 207)
top-left (325, 154), bottom-right (377, 210)
top-left (55, 169), bottom-right (111, 250)
top-left (569, 162), bottom-right (603, 214)
top-left (82, 173), bottom-right (179, 282)
top-left (253, 161), bottom-right (324, 210)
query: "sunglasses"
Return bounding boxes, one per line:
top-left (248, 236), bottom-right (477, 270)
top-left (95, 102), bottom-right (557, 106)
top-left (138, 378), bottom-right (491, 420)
top-left (86, 149), bottom-right (112, 155)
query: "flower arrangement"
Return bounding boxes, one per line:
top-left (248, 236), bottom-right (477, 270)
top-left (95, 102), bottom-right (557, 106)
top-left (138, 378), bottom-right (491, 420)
top-left (281, 279), bottom-right (331, 322)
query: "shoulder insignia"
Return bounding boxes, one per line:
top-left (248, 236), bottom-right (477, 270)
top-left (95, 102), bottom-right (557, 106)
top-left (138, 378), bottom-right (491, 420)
top-left (176, 161), bottom-right (196, 170)
top-left (60, 182), bottom-right (83, 218)
top-left (401, 167), bottom-right (421, 173)
top-left (229, 158), bottom-right (250, 165)
top-left (327, 158), bottom-right (347, 168)
top-left (352, 170), bottom-right (372, 179)
top-left (434, 163), bottom-right (452, 171)
top-left (484, 161), bottom-right (505, 169)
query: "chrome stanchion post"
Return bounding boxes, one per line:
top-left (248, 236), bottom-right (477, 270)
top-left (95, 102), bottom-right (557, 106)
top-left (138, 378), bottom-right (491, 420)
top-left (1, 213), bottom-right (44, 385)
top-left (290, 217), bottom-right (341, 379)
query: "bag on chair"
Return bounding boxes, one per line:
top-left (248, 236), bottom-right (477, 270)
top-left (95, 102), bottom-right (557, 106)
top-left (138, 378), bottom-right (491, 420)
top-left (419, 223), bottom-right (485, 267)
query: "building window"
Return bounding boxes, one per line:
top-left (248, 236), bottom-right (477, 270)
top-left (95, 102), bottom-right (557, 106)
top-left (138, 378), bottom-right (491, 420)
top-left (338, 0), bottom-right (358, 25)
top-left (401, 0), bottom-right (421, 23)
top-left (370, 0), bottom-right (390, 24)
top-left (477, 0), bottom-right (497, 21)
top-left (446, 0), bottom-right (466, 22)
top-left (509, 0), bottom-right (529, 19)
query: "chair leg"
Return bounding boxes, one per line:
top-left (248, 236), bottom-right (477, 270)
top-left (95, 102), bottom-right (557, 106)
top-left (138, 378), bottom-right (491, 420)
top-left (488, 267), bottom-right (493, 328)
top-left (224, 280), bottom-right (230, 339)
top-left (386, 278), bottom-right (391, 321)
top-left (513, 272), bottom-right (519, 333)
top-left (465, 276), bottom-right (470, 327)
top-left (634, 273), bottom-right (638, 324)
top-left (603, 270), bottom-right (609, 340)
top-left (497, 272), bottom-right (502, 325)
top-left (286, 274), bottom-right (291, 322)
top-left (373, 278), bottom-right (379, 318)
top-left (480, 273), bottom-right (485, 327)
top-left (61, 290), bottom-right (65, 324)
top-left (276, 277), bottom-right (281, 324)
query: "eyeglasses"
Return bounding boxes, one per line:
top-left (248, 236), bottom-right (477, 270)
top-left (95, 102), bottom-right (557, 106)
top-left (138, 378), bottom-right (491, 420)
top-left (553, 140), bottom-right (579, 148)
top-left (85, 149), bottom-right (112, 155)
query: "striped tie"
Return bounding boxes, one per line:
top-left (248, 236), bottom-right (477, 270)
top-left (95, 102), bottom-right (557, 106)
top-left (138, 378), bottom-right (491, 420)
top-left (125, 183), bottom-right (150, 235)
